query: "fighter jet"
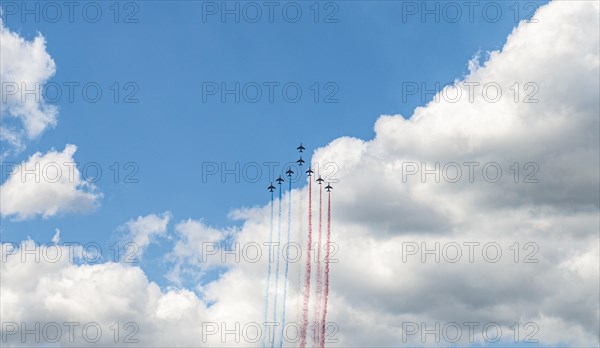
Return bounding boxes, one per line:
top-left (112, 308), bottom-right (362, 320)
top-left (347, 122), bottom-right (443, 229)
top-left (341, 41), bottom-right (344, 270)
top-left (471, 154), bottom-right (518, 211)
top-left (306, 167), bottom-right (314, 176)
top-left (316, 176), bottom-right (324, 184)
top-left (268, 183), bottom-right (276, 192)
top-left (297, 156), bottom-right (305, 166)
top-left (325, 183), bottom-right (333, 192)
top-left (276, 176), bottom-right (284, 184)
top-left (286, 167), bottom-right (294, 177)
top-left (297, 143), bottom-right (305, 153)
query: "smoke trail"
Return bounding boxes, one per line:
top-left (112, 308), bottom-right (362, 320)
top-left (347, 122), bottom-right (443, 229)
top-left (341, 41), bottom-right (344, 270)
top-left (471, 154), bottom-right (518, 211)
top-left (296, 182), bottom-right (304, 326)
top-left (320, 192), bottom-right (332, 348)
top-left (313, 183), bottom-right (323, 345)
top-left (299, 179), bottom-right (313, 348)
top-left (279, 178), bottom-right (293, 348)
top-left (272, 183), bottom-right (283, 347)
top-left (262, 190), bottom-right (275, 348)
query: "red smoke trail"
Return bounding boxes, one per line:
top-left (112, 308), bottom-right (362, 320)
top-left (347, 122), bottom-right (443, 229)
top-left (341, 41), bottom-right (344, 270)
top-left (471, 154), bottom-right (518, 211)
top-left (313, 184), bottom-right (323, 346)
top-left (296, 186), bottom-right (304, 325)
top-left (300, 179), bottom-right (313, 348)
top-left (320, 191), bottom-right (332, 348)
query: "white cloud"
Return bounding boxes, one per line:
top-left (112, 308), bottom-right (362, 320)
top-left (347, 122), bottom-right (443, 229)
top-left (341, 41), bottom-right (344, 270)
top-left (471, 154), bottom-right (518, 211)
top-left (165, 219), bottom-right (233, 285)
top-left (0, 144), bottom-right (102, 220)
top-left (118, 212), bottom-right (171, 259)
top-left (0, 18), bottom-right (57, 156)
top-left (0, 241), bottom-right (212, 347)
top-left (51, 228), bottom-right (61, 244)
top-left (1, 237), bottom-right (276, 347)
top-left (1, 1), bottom-right (599, 347)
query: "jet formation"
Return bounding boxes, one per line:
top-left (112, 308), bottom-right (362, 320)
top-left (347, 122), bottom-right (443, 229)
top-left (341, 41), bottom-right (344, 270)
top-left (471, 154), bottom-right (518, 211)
top-left (268, 143), bottom-right (334, 192)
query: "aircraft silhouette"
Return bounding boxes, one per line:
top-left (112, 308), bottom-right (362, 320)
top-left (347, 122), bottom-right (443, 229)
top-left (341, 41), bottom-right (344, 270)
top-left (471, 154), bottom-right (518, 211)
top-left (297, 143), bottom-right (305, 153)
top-left (306, 167), bottom-right (314, 176)
top-left (268, 183), bottom-right (276, 192)
top-left (325, 183), bottom-right (333, 192)
top-left (316, 176), bottom-right (324, 184)
top-left (297, 156), bottom-right (305, 166)
top-left (276, 176), bottom-right (284, 184)
top-left (286, 167), bottom-right (294, 177)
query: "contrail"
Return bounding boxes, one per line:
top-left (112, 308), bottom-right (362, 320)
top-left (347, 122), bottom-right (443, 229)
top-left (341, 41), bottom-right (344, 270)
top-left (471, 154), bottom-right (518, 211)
top-left (262, 188), bottom-right (275, 348)
top-left (279, 177), bottom-right (293, 348)
top-left (272, 182), bottom-right (283, 347)
top-left (299, 178), bottom-right (313, 348)
top-left (313, 182), bottom-right (323, 346)
top-left (296, 181), bottom-right (304, 328)
top-left (320, 191), bottom-right (332, 348)
top-left (296, 156), bottom-right (305, 329)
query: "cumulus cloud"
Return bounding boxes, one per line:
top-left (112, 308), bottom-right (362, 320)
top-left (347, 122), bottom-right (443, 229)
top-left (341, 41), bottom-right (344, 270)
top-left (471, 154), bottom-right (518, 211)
top-left (0, 241), bottom-right (212, 347)
top-left (1, 1), bottom-right (599, 347)
top-left (118, 212), bottom-right (172, 259)
top-left (0, 144), bottom-right (102, 220)
top-left (165, 219), bottom-right (234, 286)
top-left (0, 18), bottom-right (58, 156)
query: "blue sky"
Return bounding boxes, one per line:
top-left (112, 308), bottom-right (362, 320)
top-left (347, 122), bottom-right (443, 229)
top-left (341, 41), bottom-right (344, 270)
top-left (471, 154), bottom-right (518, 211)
top-left (1, 1), bottom-right (548, 290)
top-left (2, 1), bottom-right (545, 260)
top-left (2, 1), bottom-right (599, 347)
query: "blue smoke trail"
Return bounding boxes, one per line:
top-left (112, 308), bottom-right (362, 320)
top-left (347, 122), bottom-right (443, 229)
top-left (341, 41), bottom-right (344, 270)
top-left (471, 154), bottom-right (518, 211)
top-left (271, 183), bottom-right (283, 347)
top-left (279, 177), bottom-right (293, 348)
top-left (262, 190), bottom-right (275, 348)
